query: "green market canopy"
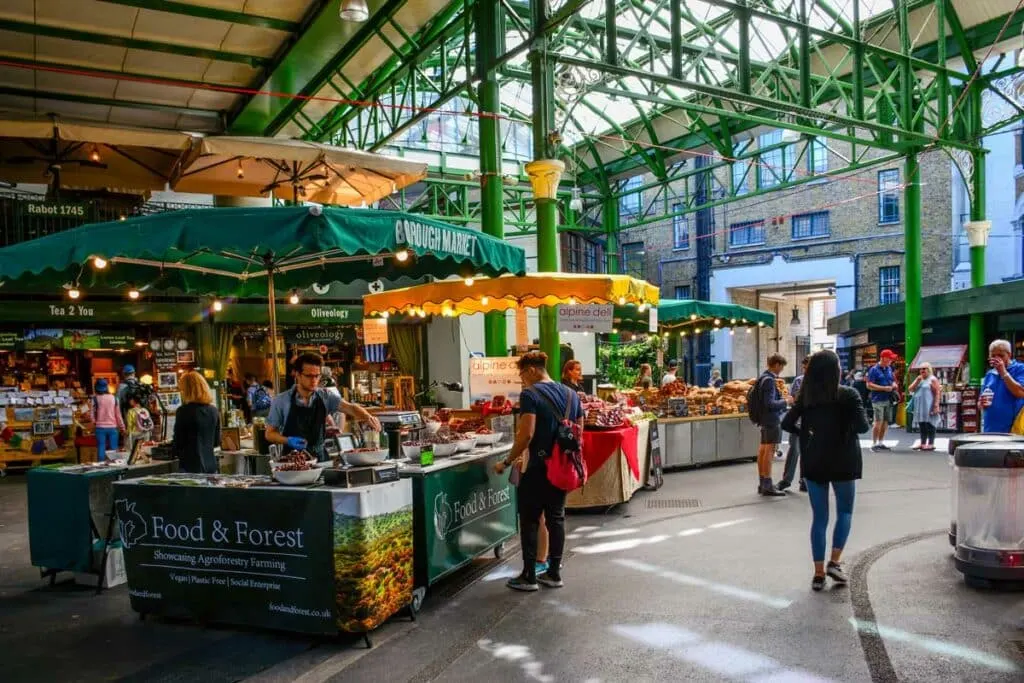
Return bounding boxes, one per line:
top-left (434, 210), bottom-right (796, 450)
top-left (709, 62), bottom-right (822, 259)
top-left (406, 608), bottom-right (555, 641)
top-left (0, 206), bottom-right (525, 295)
top-left (614, 299), bottom-right (775, 332)
top-left (0, 206), bottom-right (526, 387)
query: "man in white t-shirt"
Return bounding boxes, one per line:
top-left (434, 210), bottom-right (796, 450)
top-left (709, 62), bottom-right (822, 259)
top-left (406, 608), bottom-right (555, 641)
top-left (661, 360), bottom-right (679, 387)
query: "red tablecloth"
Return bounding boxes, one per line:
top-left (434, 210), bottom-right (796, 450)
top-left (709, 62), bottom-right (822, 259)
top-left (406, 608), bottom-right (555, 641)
top-left (583, 425), bottom-right (640, 479)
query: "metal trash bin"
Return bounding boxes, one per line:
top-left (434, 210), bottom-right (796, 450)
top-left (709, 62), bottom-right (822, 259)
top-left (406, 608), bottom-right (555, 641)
top-left (953, 442), bottom-right (1024, 584)
top-left (947, 434), bottom-right (1022, 546)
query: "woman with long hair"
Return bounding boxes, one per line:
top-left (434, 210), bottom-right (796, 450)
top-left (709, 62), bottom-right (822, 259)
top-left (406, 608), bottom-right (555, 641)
top-left (635, 363), bottom-right (654, 390)
top-left (173, 371), bottom-right (221, 473)
top-left (782, 350), bottom-right (870, 591)
top-left (561, 359), bottom-right (584, 393)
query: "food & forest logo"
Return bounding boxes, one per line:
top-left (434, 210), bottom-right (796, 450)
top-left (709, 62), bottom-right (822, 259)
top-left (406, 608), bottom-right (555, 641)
top-left (115, 499), bottom-right (149, 549)
top-left (433, 492), bottom-right (454, 541)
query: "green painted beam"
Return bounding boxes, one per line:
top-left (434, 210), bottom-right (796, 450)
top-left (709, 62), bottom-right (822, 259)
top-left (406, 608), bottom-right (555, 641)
top-left (0, 85), bottom-right (224, 120)
top-left (97, 0), bottom-right (299, 32)
top-left (230, 0), bottom-right (410, 136)
top-left (0, 18), bottom-right (269, 67)
top-left (0, 55), bottom-right (240, 92)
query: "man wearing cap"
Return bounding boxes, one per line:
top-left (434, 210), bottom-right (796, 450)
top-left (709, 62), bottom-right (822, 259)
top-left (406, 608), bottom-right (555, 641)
top-left (116, 364), bottom-right (137, 425)
top-left (866, 350), bottom-right (899, 451)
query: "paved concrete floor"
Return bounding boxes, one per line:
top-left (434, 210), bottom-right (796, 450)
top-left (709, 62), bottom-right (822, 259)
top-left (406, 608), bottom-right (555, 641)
top-left (1, 431), bottom-right (1022, 682)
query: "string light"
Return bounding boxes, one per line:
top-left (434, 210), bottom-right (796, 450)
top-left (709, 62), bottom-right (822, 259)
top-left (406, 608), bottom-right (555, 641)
top-left (618, 296), bottom-right (626, 305)
top-left (289, 291), bottom-right (300, 305)
top-left (213, 299), bottom-right (223, 312)
top-left (714, 318), bottom-right (720, 326)
top-left (638, 303), bottom-right (647, 313)
top-left (89, 146), bottom-right (101, 163)
top-left (127, 285), bottom-right (140, 300)
top-left (464, 277), bottom-right (474, 286)
top-left (481, 296), bottom-right (489, 305)
top-left (729, 329), bottom-right (735, 336)
top-left (236, 161), bottom-right (244, 179)
top-left (67, 286), bottom-right (81, 300)
top-left (746, 327), bottom-right (753, 334)
top-left (395, 249), bottom-right (409, 262)
top-left (690, 314), bottom-right (697, 320)
top-left (381, 311), bottom-right (389, 319)
top-left (568, 297), bottom-right (577, 305)
top-left (731, 318), bottom-right (737, 324)
top-left (758, 321), bottom-right (765, 327)
top-left (92, 256), bottom-right (107, 269)
top-left (694, 327), bottom-right (701, 333)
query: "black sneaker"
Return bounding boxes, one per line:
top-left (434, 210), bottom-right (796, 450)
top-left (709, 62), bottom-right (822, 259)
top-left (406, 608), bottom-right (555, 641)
top-left (776, 480), bottom-right (792, 492)
top-left (870, 444), bottom-right (880, 452)
top-left (537, 572), bottom-right (564, 588)
top-left (506, 575), bottom-right (539, 592)
top-left (826, 562), bottom-right (848, 585)
top-left (811, 575), bottom-right (826, 591)
top-left (876, 444), bottom-right (891, 451)
top-left (798, 480), bottom-right (807, 492)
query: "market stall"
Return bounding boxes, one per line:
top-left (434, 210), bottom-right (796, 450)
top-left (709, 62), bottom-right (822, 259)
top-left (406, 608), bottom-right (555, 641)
top-left (364, 273), bottom-right (661, 509)
top-left (27, 457), bottom-right (177, 589)
top-left (1, 388), bottom-right (90, 474)
top-left (113, 472), bottom-right (413, 643)
top-left (400, 442), bottom-right (516, 610)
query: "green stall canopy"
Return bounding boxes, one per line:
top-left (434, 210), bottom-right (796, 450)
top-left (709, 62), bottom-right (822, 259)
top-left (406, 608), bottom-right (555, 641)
top-left (0, 206), bottom-right (526, 296)
top-left (614, 299), bottom-right (775, 331)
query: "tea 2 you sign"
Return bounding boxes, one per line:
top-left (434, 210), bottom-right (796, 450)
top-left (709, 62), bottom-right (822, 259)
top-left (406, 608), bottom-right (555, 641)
top-left (557, 304), bottom-right (614, 333)
top-left (469, 356), bottom-right (521, 402)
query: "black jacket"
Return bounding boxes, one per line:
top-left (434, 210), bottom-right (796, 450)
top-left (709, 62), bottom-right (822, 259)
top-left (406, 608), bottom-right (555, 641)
top-left (781, 386), bottom-right (870, 483)
top-left (173, 402), bottom-right (220, 474)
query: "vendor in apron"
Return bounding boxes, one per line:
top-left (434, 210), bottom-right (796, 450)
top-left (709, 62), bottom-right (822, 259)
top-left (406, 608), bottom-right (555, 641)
top-left (265, 352), bottom-right (381, 461)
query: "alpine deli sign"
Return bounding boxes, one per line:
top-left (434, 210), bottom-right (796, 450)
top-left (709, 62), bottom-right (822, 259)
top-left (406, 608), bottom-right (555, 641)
top-left (468, 356), bottom-right (521, 402)
top-left (395, 218), bottom-right (476, 258)
top-left (557, 304), bottom-right (614, 333)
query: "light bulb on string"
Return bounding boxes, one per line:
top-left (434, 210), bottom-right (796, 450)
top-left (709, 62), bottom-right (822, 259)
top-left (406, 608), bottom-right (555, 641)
top-left (67, 286), bottom-right (81, 300)
top-left (694, 327), bottom-right (701, 334)
top-left (381, 311), bottom-right (389, 319)
top-left (690, 314), bottom-right (697, 320)
top-left (714, 318), bottom-right (720, 326)
top-left (731, 318), bottom-right (737, 324)
top-left (464, 277), bottom-right (475, 286)
top-left (481, 296), bottom-right (489, 306)
top-left (289, 291), bottom-right (300, 305)
top-left (746, 327), bottom-right (753, 334)
top-left (758, 321), bottom-right (765, 327)
top-left (395, 249), bottom-right (409, 263)
top-left (92, 256), bottom-right (107, 270)
top-left (89, 146), bottom-right (101, 163)
top-left (236, 161), bottom-right (244, 179)
top-left (729, 329), bottom-right (735, 336)
top-left (212, 299), bottom-right (223, 312)
top-left (638, 303), bottom-right (647, 313)
top-left (618, 296), bottom-right (626, 305)
top-left (127, 285), bottom-right (140, 300)
top-left (568, 297), bottom-right (576, 305)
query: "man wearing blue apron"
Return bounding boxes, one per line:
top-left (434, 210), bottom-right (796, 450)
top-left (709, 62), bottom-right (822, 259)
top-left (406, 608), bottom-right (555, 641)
top-left (265, 352), bottom-right (380, 461)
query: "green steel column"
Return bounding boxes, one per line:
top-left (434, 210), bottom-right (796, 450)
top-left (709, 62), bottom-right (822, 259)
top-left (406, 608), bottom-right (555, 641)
top-left (904, 151), bottom-right (923, 378)
top-left (530, 0), bottom-right (561, 376)
top-left (477, 0), bottom-right (507, 357)
top-left (603, 194), bottom-right (619, 274)
top-left (968, 88), bottom-right (988, 384)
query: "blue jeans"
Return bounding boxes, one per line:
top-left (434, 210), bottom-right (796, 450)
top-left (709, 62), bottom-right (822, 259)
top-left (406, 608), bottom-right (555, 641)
top-left (95, 427), bottom-right (119, 461)
top-left (805, 480), bottom-right (856, 563)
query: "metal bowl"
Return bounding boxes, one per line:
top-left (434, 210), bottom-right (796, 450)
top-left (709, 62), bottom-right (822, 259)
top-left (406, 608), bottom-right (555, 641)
top-left (432, 442), bottom-right (458, 457)
top-left (343, 448), bottom-right (389, 466)
top-left (455, 437), bottom-right (478, 452)
top-left (272, 468), bottom-right (322, 486)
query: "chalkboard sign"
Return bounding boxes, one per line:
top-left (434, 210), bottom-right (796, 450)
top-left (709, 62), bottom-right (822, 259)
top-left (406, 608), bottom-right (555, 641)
top-left (644, 419), bottom-right (664, 490)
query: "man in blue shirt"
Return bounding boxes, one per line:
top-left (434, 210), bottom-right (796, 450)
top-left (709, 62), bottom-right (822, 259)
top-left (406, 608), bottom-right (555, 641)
top-left (265, 353), bottom-right (380, 461)
top-left (980, 339), bottom-right (1024, 433)
top-left (866, 349), bottom-right (899, 451)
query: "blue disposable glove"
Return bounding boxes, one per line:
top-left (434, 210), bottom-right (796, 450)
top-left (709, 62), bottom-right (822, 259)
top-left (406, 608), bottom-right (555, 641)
top-left (286, 436), bottom-right (308, 451)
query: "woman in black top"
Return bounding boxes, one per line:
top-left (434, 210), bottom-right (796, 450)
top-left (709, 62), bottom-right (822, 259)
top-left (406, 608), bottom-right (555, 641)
top-left (782, 350), bottom-right (870, 592)
top-left (561, 359), bottom-right (585, 393)
top-left (173, 371), bottom-right (221, 474)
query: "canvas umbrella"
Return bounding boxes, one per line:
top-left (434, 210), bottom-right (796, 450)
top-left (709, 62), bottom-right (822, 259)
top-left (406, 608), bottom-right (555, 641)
top-left (0, 206), bottom-right (526, 388)
top-left (171, 136), bottom-right (427, 206)
top-left (0, 113), bottom-right (192, 196)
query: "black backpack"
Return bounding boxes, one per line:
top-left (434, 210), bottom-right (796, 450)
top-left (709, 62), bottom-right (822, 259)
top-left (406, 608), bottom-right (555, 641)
top-left (746, 375), bottom-right (772, 426)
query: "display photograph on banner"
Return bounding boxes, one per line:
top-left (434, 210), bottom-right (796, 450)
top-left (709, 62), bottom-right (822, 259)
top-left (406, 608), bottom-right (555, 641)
top-left (469, 356), bottom-right (522, 402)
top-left (557, 304), bottom-right (614, 333)
top-left (649, 307), bottom-right (658, 332)
top-left (363, 318), bottom-right (389, 345)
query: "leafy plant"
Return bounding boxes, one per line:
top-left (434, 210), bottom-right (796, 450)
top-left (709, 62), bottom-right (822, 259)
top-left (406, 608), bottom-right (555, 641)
top-left (598, 335), bottom-right (666, 387)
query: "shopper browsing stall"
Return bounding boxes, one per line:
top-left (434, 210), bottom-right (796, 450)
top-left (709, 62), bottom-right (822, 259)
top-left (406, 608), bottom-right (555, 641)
top-left (562, 359), bottom-right (585, 393)
top-left (91, 378), bottom-right (125, 462)
top-left (265, 353), bottom-right (381, 461)
top-left (661, 360), bottom-right (679, 388)
top-left (173, 371), bottom-right (220, 474)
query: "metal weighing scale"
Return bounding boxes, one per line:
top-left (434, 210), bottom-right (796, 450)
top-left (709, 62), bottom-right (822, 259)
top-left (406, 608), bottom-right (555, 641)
top-left (375, 410), bottom-right (423, 460)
